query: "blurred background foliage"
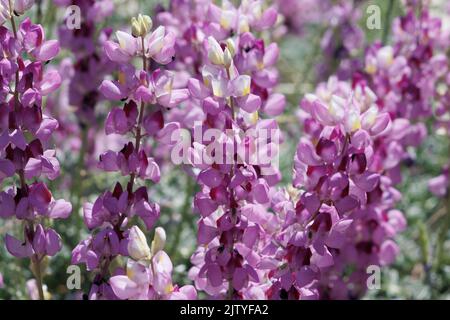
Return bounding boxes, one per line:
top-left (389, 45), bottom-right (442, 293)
top-left (1, 0), bottom-right (450, 299)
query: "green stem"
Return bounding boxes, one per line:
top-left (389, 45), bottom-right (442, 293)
top-left (226, 65), bottom-right (237, 300)
top-left (382, 0), bottom-right (394, 45)
top-left (36, 0), bottom-right (43, 24)
top-left (32, 257), bottom-right (45, 300)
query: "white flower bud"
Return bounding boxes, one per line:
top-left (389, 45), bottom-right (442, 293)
top-left (151, 227), bottom-right (166, 254)
top-left (226, 38), bottom-right (236, 57)
top-left (131, 14), bottom-right (153, 37)
top-left (138, 14), bottom-right (152, 35)
top-left (128, 226), bottom-right (151, 261)
top-left (131, 17), bottom-right (141, 37)
top-left (207, 36), bottom-right (224, 66)
top-left (223, 47), bottom-right (233, 69)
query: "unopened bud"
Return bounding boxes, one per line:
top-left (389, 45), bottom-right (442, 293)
top-left (128, 226), bottom-right (151, 261)
top-left (226, 38), bottom-right (236, 57)
top-left (139, 14), bottom-right (152, 34)
top-left (131, 14), bottom-right (153, 37)
top-left (223, 47), bottom-right (233, 69)
top-left (207, 36), bottom-right (224, 66)
top-left (151, 227), bottom-right (166, 254)
top-left (131, 17), bottom-right (141, 37)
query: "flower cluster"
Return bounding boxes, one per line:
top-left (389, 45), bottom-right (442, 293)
top-left (187, 37), bottom-right (281, 299)
top-left (71, 14), bottom-right (193, 299)
top-left (0, 0), bottom-right (71, 299)
top-left (272, 77), bottom-right (406, 299)
top-left (361, 5), bottom-right (450, 198)
top-left (1, 0), bottom-right (449, 301)
top-left (157, 0), bottom-right (285, 124)
top-left (155, 0), bottom-right (285, 299)
top-left (364, 15), bottom-right (447, 119)
top-left (50, 0), bottom-right (115, 156)
top-left (109, 226), bottom-right (196, 299)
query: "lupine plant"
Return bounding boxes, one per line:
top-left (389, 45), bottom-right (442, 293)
top-left (1, 0), bottom-right (450, 300)
top-left (0, 0), bottom-right (71, 300)
top-left (70, 13), bottom-right (196, 299)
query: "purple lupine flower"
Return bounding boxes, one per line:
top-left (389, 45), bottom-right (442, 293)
top-left (362, 2), bottom-right (450, 215)
top-left (48, 0), bottom-right (117, 178)
top-left (0, 0), bottom-right (11, 26)
top-left (0, 0), bottom-right (71, 299)
top-left (109, 226), bottom-right (196, 300)
top-left (156, 0), bottom-right (284, 299)
top-left (71, 13), bottom-right (195, 300)
top-left (276, 77), bottom-right (406, 299)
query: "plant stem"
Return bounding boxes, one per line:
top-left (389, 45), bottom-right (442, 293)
top-left (32, 257), bottom-right (45, 300)
top-left (8, 0), bottom-right (17, 36)
top-left (27, 221), bottom-right (45, 300)
top-left (8, 0), bottom-right (19, 112)
top-left (36, 0), bottom-right (43, 24)
top-left (128, 36), bottom-right (148, 191)
top-left (9, 1), bottom-right (46, 300)
top-left (226, 65), bottom-right (237, 300)
top-left (382, 0), bottom-right (394, 45)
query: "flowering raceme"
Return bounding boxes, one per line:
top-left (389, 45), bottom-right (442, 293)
top-left (153, 0), bottom-right (285, 178)
top-left (109, 226), bottom-right (197, 299)
top-left (157, 0), bottom-right (285, 120)
top-left (156, 0), bottom-right (286, 299)
top-left (271, 77), bottom-right (406, 299)
top-left (50, 0), bottom-right (115, 161)
top-left (1, 0), bottom-right (449, 302)
top-left (71, 13), bottom-right (195, 300)
top-left (360, 4), bottom-right (450, 198)
top-left (0, 0), bottom-right (71, 299)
